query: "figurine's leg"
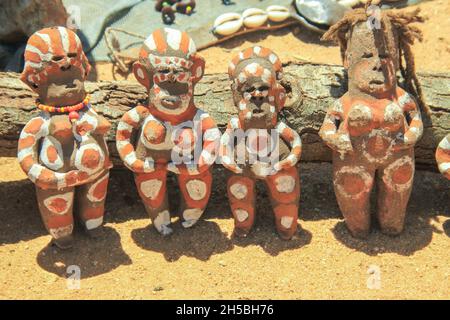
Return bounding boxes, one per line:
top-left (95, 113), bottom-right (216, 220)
top-left (75, 170), bottom-right (109, 237)
top-left (134, 169), bottom-right (171, 235)
top-left (265, 166), bottom-right (300, 240)
top-left (178, 169), bottom-right (213, 228)
top-left (376, 153), bottom-right (415, 235)
top-left (227, 175), bottom-right (256, 237)
top-left (333, 156), bottom-right (375, 238)
top-left (35, 186), bottom-right (75, 249)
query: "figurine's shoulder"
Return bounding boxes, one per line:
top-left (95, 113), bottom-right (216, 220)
top-left (396, 87), bottom-right (417, 109)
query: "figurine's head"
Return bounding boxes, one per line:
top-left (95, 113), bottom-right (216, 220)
top-left (345, 21), bottom-right (398, 98)
top-left (322, 3), bottom-right (429, 113)
top-left (228, 46), bottom-right (286, 129)
top-left (21, 26), bottom-right (91, 106)
top-left (133, 28), bottom-right (205, 117)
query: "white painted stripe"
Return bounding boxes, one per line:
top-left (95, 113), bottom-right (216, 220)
top-left (25, 44), bottom-right (53, 61)
top-left (165, 28), bottom-right (182, 51)
top-left (188, 38), bottom-right (197, 55)
top-left (144, 34), bottom-right (157, 51)
top-left (269, 53), bottom-right (278, 64)
top-left (55, 172), bottom-right (67, 190)
top-left (124, 152), bottom-right (137, 166)
top-left (17, 147), bottom-right (33, 162)
top-left (28, 164), bottom-right (43, 183)
top-left (35, 32), bottom-right (53, 53)
top-left (128, 108), bottom-right (141, 123)
top-left (25, 61), bottom-right (43, 69)
top-left (439, 136), bottom-right (450, 150)
top-left (117, 121), bottom-right (133, 132)
top-left (276, 122), bottom-right (287, 134)
top-left (144, 157), bottom-right (155, 172)
top-left (57, 26), bottom-right (70, 53)
top-left (438, 162), bottom-right (450, 173)
top-left (116, 139), bottom-right (129, 150)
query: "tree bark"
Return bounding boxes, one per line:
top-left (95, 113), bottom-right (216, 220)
top-left (0, 62), bottom-right (448, 170)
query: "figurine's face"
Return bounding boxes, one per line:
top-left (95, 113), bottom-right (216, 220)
top-left (21, 27), bottom-right (90, 106)
top-left (149, 56), bottom-right (193, 115)
top-left (233, 62), bottom-right (279, 129)
top-left (345, 22), bottom-right (399, 98)
top-left (34, 54), bottom-right (86, 106)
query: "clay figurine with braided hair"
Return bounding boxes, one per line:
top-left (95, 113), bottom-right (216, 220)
top-left (319, 2), bottom-right (427, 238)
top-left (116, 28), bottom-right (220, 235)
top-left (18, 27), bottom-right (112, 249)
top-left (220, 47), bottom-right (302, 239)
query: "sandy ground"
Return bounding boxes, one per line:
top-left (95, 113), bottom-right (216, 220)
top-left (0, 0), bottom-right (449, 300)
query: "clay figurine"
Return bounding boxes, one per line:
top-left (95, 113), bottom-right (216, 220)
top-left (18, 27), bottom-right (112, 249)
top-left (319, 5), bottom-right (428, 238)
top-left (436, 134), bottom-right (450, 180)
top-left (220, 47), bottom-right (302, 240)
top-left (116, 28), bottom-right (220, 235)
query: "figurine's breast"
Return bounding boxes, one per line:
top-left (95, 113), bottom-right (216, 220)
top-left (142, 116), bottom-right (167, 146)
top-left (347, 104), bottom-right (373, 134)
top-left (383, 102), bottom-right (404, 130)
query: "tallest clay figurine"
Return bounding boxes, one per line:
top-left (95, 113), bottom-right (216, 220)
top-left (18, 27), bottom-right (112, 248)
top-left (319, 4), bottom-right (428, 238)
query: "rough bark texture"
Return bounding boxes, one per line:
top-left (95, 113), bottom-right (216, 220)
top-left (0, 62), bottom-right (449, 170)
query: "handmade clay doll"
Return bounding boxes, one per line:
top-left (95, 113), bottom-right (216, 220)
top-left (220, 47), bottom-right (302, 240)
top-left (319, 6), bottom-right (428, 238)
top-left (116, 28), bottom-right (220, 235)
top-left (436, 134), bottom-right (450, 180)
top-left (18, 27), bottom-right (112, 249)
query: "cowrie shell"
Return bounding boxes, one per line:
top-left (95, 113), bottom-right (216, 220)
top-left (266, 5), bottom-right (290, 22)
top-left (337, 0), bottom-right (360, 8)
top-left (242, 8), bottom-right (268, 28)
top-left (213, 12), bottom-right (243, 36)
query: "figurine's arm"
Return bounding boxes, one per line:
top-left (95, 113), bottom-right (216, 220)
top-left (436, 134), bottom-right (450, 180)
top-left (167, 111), bottom-right (221, 175)
top-left (219, 117), bottom-right (244, 174)
top-left (398, 92), bottom-right (423, 147)
top-left (116, 106), bottom-right (156, 173)
top-left (273, 122), bottom-right (302, 172)
top-left (319, 99), bottom-right (353, 153)
top-left (17, 116), bottom-right (81, 190)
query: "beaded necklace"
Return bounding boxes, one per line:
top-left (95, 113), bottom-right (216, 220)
top-left (36, 95), bottom-right (90, 122)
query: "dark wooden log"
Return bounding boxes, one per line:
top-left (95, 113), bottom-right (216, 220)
top-left (0, 62), bottom-right (448, 170)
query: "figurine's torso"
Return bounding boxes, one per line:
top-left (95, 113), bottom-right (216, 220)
top-left (339, 88), bottom-right (414, 164)
top-left (37, 107), bottom-right (111, 182)
top-left (133, 107), bottom-right (201, 165)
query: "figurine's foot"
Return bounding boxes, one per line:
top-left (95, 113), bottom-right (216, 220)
top-left (152, 210), bottom-right (173, 236)
top-left (181, 208), bottom-right (204, 229)
top-left (85, 226), bottom-right (104, 239)
top-left (347, 227), bottom-right (370, 239)
top-left (380, 227), bottom-right (403, 237)
top-left (52, 235), bottom-right (74, 250)
top-left (158, 224), bottom-right (173, 236)
top-left (277, 229), bottom-right (296, 241)
top-left (182, 219), bottom-right (198, 228)
top-left (233, 227), bottom-right (251, 238)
